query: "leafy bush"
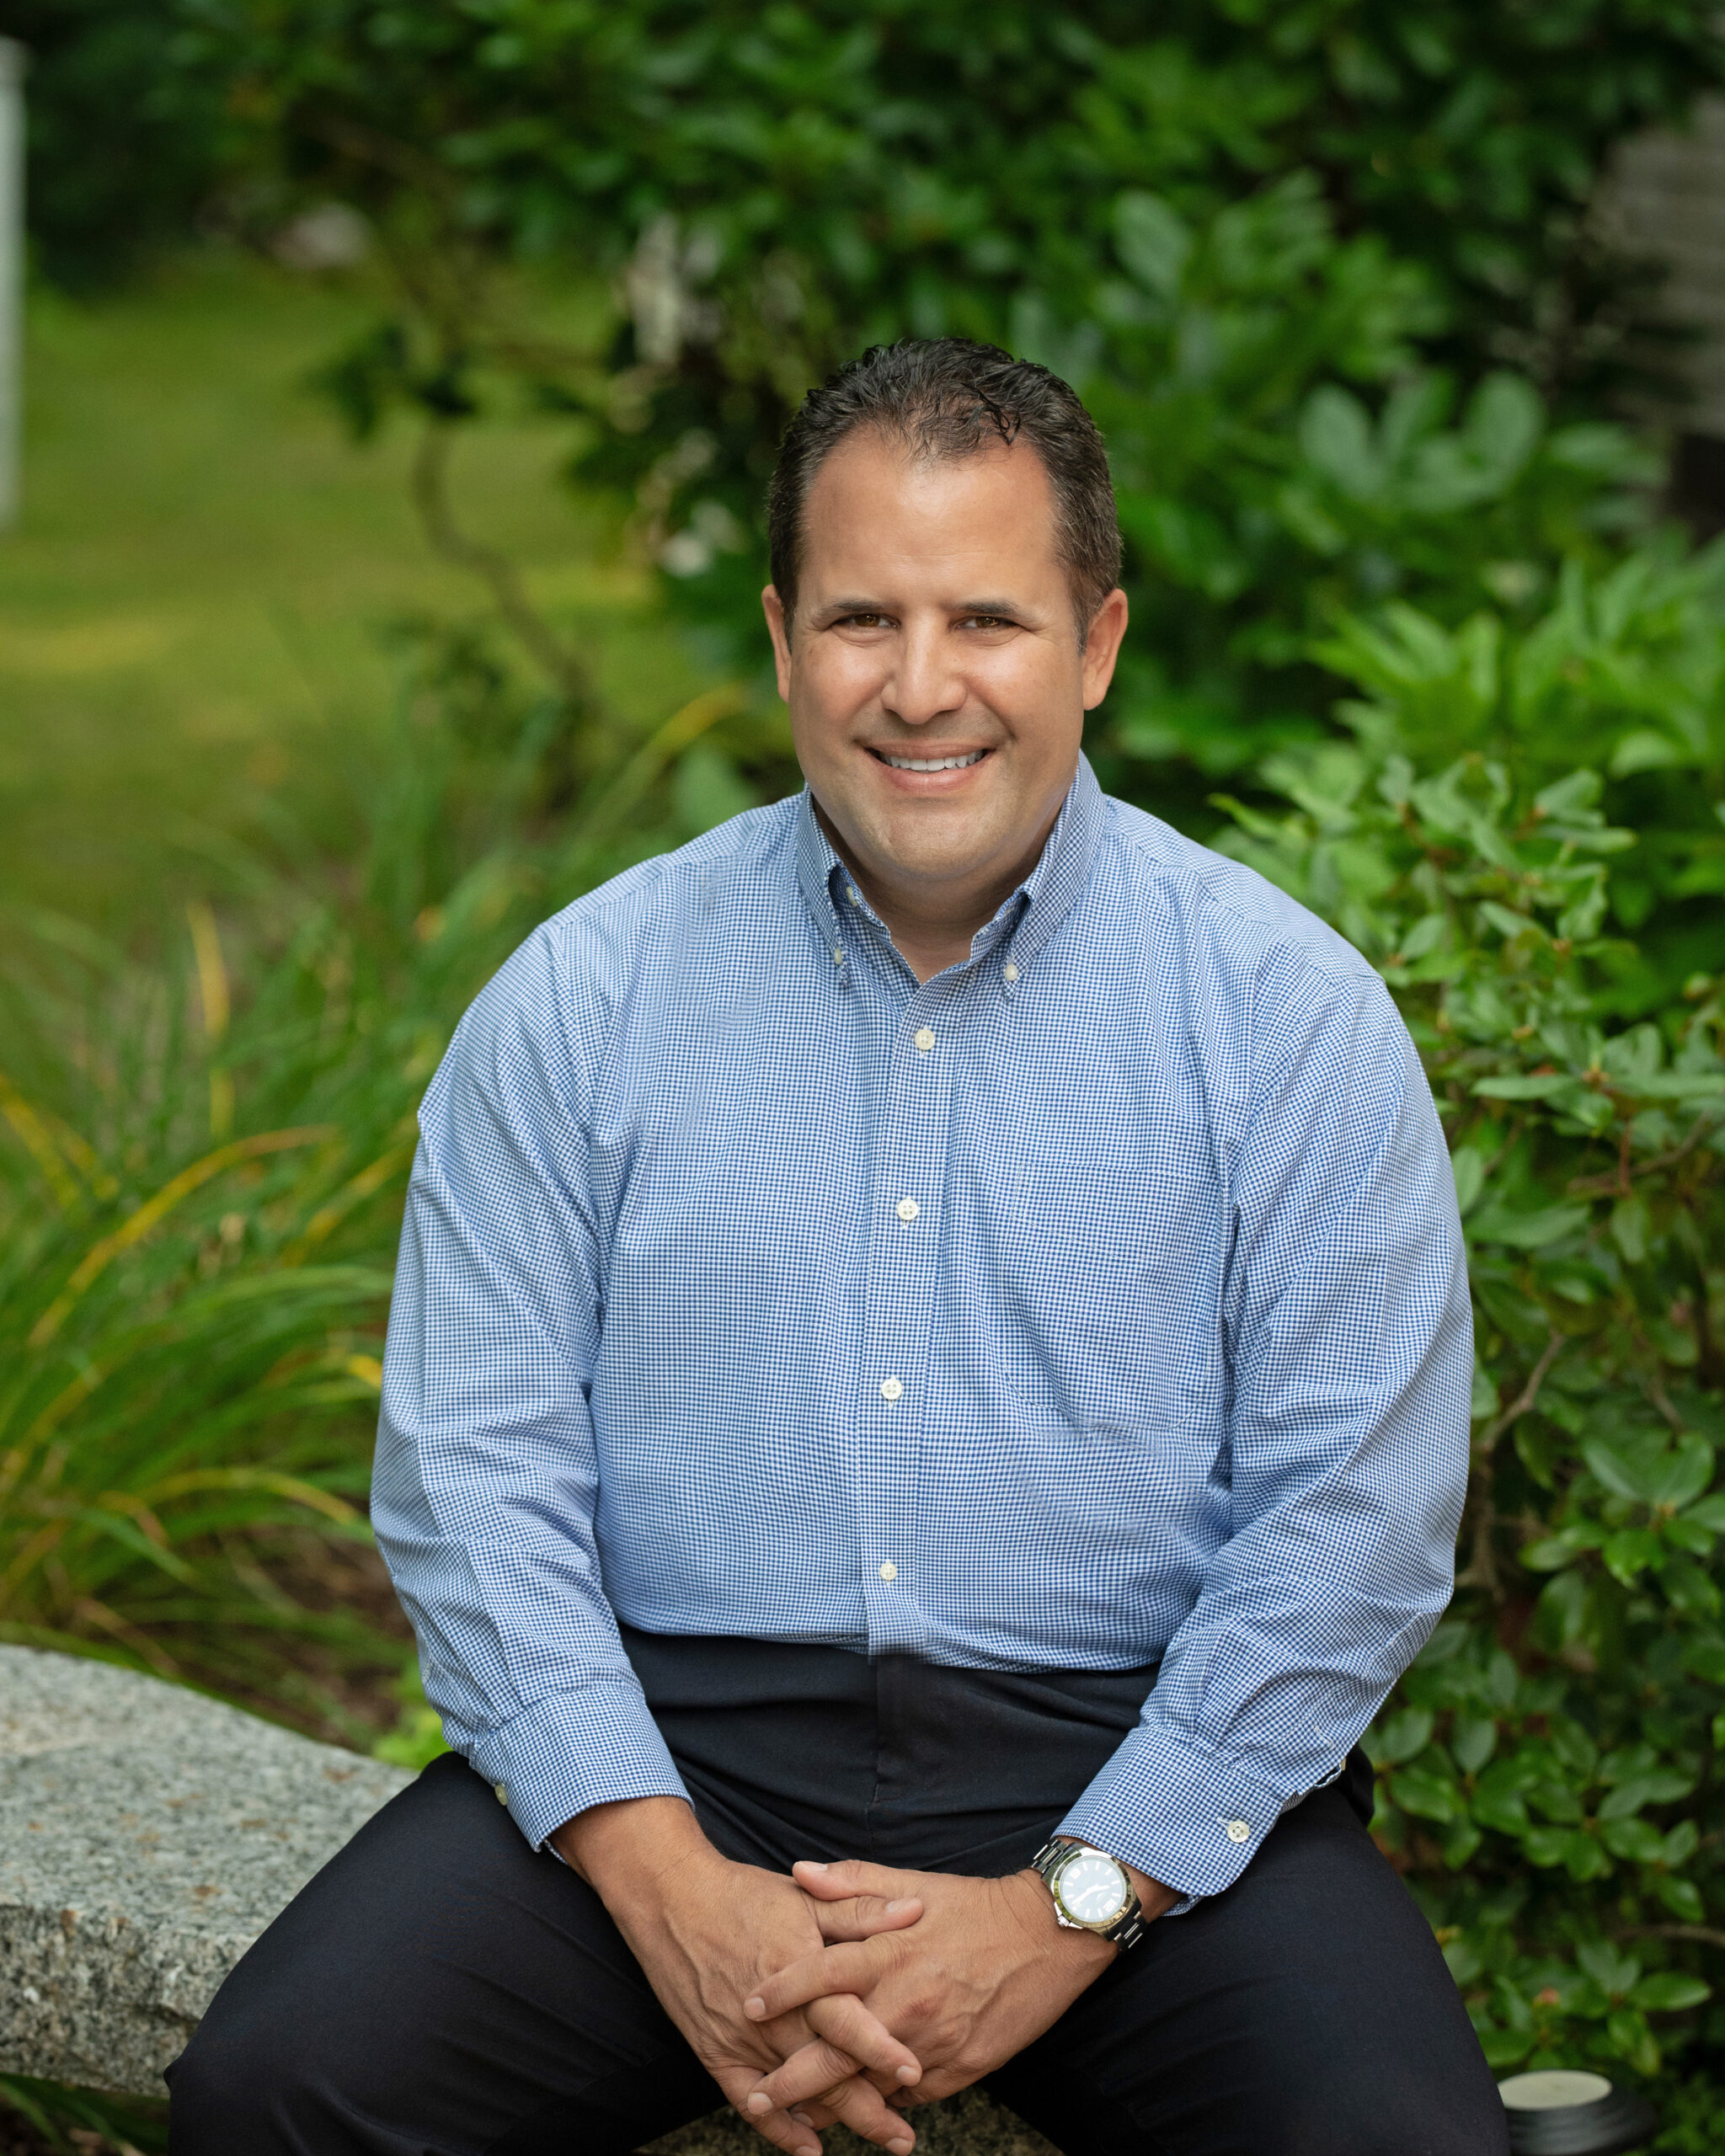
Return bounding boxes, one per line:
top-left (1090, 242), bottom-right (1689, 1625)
top-left (175, 0), bottom-right (1717, 816)
top-left (1217, 563), bottom-right (1725, 2086)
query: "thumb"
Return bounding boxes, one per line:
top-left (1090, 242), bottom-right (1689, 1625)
top-left (793, 1858), bottom-right (916, 1903)
top-left (811, 1892), bottom-right (922, 1942)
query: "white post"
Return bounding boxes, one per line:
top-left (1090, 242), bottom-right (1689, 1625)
top-left (0, 40), bottom-right (24, 531)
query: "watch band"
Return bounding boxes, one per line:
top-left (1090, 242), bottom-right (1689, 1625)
top-left (1031, 1836), bottom-right (1147, 1951)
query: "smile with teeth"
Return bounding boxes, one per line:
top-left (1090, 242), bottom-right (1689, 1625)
top-left (873, 748), bottom-right (988, 771)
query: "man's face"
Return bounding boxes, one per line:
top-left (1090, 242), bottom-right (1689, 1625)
top-left (762, 430), bottom-right (1126, 909)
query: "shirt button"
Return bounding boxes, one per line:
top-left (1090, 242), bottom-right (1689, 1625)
top-left (895, 1197), bottom-right (920, 1222)
top-left (494, 1783), bottom-right (509, 1806)
top-left (1003, 962), bottom-right (1019, 983)
top-left (1225, 1820), bottom-right (1251, 1844)
top-left (847, 887), bottom-right (861, 905)
top-left (832, 948), bottom-right (843, 963)
top-left (879, 1561), bottom-right (898, 1582)
top-left (913, 1027), bottom-right (936, 1053)
top-left (879, 1377), bottom-right (904, 1401)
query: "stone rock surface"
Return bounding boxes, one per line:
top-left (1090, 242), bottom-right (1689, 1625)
top-left (0, 1645), bottom-right (412, 2096)
top-left (0, 1645), bottom-right (1061, 2151)
top-left (643, 2092), bottom-right (1060, 2156)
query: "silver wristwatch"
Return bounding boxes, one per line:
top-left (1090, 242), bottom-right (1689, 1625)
top-left (1029, 1836), bottom-right (1147, 1951)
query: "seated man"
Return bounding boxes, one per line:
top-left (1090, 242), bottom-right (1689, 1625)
top-left (169, 339), bottom-right (1508, 2156)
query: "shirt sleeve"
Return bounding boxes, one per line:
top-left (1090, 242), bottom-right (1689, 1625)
top-left (1057, 957), bottom-right (1471, 1900)
top-left (370, 921), bottom-right (690, 1851)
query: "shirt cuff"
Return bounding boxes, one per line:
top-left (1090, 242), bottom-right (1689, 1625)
top-left (1056, 1712), bottom-right (1294, 1902)
top-left (465, 1676), bottom-right (692, 1852)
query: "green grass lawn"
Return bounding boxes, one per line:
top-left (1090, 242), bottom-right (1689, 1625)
top-left (0, 249), bottom-right (708, 934)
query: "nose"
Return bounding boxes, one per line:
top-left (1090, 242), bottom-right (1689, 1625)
top-left (881, 617), bottom-right (965, 728)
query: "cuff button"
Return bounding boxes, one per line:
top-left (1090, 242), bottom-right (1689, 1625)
top-left (1225, 1819), bottom-right (1251, 1843)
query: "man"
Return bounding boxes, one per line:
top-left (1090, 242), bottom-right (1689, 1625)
top-left (169, 341), bottom-right (1507, 2156)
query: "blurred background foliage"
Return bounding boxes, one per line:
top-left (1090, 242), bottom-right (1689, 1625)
top-left (5, 1), bottom-right (1725, 2148)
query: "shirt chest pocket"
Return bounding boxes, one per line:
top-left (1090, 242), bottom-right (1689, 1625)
top-left (975, 1133), bottom-right (1230, 1434)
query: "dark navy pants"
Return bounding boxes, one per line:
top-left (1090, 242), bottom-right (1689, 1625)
top-left (167, 1632), bottom-right (1508, 2156)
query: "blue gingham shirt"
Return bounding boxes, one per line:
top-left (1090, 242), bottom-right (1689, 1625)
top-left (373, 758), bottom-right (1470, 1900)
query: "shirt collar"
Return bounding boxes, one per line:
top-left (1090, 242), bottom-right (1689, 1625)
top-left (793, 755), bottom-right (1106, 985)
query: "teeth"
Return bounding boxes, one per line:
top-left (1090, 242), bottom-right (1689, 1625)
top-left (881, 750), bottom-right (985, 771)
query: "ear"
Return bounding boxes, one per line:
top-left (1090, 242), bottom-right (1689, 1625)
top-left (1080, 587), bottom-right (1130, 711)
top-left (762, 585), bottom-right (794, 702)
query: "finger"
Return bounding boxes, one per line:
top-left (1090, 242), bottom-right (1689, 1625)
top-left (744, 2040), bottom-right (862, 2118)
top-left (712, 2066), bottom-right (822, 2156)
top-left (793, 1858), bottom-right (916, 1903)
top-left (750, 2021), bottom-right (920, 2116)
top-left (745, 1940), bottom-right (889, 2021)
top-left (810, 1892), bottom-right (922, 1942)
top-left (732, 2057), bottom-right (914, 2156)
top-left (819, 2072), bottom-right (917, 2153)
top-left (807, 1993), bottom-right (923, 2089)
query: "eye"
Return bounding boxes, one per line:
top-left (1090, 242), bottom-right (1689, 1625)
top-left (960, 614), bottom-right (1018, 632)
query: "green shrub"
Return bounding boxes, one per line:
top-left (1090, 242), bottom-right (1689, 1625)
top-left (1216, 569), bottom-right (1725, 2085)
top-left (174, 0), bottom-right (1717, 820)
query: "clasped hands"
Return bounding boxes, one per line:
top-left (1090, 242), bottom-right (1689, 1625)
top-left (555, 1797), bottom-right (1173, 2156)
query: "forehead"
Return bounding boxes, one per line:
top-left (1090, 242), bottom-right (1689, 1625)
top-left (798, 430), bottom-right (1062, 597)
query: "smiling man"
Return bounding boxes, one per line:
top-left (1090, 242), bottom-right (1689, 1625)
top-left (169, 342), bottom-right (1507, 2156)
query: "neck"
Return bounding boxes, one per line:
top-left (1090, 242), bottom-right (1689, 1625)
top-left (814, 803), bottom-right (1055, 985)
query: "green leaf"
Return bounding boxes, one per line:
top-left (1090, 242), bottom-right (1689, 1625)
top-left (1578, 1940), bottom-right (1641, 1993)
top-left (1471, 1783), bottom-right (1530, 1836)
top-left (1525, 1825), bottom-right (1606, 1877)
top-left (1451, 1713), bottom-right (1498, 1775)
top-left (1390, 1764), bottom-right (1465, 1822)
top-left (1450, 1145), bottom-right (1486, 1217)
top-left (1599, 1816), bottom-right (1665, 1862)
top-left (1472, 1075), bottom-right (1579, 1102)
top-left (1598, 1771), bottom-right (1696, 1818)
top-left (1610, 1197), bottom-right (1648, 1265)
top-left (1606, 2007), bottom-right (1659, 2076)
top-left (1602, 1528), bottom-right (1662, 1586)
top-left (1442, 1816), bottom-right (1482, 1868)
top-left (1468, 1201), bottom-right (1589, 1247)
top-left (1685, 1635), bottom-right (1725, 1684)
top-left (1114, 191), bottom-right (1191, 299)
top-left (1371, 1707), bottom-right (1436, 1765)
top-left (1629, 1973), bottom-right (1710, 2013)
top-left (1654, 1875), bottom-right (1706, 1923)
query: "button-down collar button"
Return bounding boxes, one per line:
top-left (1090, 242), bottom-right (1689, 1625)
top-left (1003, 962), bottom-right (1019, 983)
top-left (847, 887), bottom-right (861, 905)
top-left (1224, 1819), bottom-right (1251, 1844)
top-left (494, 1783), bottom-right (509, 1806)
top-left (895, 1197), bottom-right (920, 1222)
top-left (879, 1377), bottom-right (904, 1402)
top-left (913, 1027), bottom-right (936, 1053)
top-left (879, 1561), bottom-right (898, 1582)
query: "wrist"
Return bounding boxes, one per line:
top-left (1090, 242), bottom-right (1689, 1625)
top-left (1010, 1867), bottom-right (1117, 1972)
top-left (552, 1794), bottom-right (720, 1923)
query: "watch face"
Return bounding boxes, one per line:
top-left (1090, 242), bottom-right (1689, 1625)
top-left (1056, 1850), bottom-right (1128, 1926)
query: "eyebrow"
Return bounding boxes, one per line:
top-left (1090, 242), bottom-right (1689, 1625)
top-left (811, 595), bottom-right (1033, 621)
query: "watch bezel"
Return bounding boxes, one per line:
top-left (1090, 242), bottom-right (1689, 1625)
top-left (1031, 1837), bottom-right (1147, 1950)
top-left (1049, 1845), bottom-right (1130, 1928)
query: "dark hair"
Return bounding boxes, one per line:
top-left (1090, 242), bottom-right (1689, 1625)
top-left (767, 339), bottom-right (1122, 642)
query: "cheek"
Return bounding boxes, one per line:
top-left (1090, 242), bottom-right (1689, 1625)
top-left (973, 650), bottom-right (1082, 740)
top-left (790, 657), bottom-right (883, 752)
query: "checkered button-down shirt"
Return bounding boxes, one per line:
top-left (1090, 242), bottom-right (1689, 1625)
top-left (372, 758), bottom-right (1470, 1899)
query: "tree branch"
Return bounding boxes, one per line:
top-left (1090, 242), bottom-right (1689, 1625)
top-left (1455, 1331), bottom-right (1565, 1597)
top-left (409, 419), bottom-right (599, 713)
top-left (1567, 1113), bottom-right (1722, 1196)
top-left (1617, 1924), bottom-right (1725, 1951)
